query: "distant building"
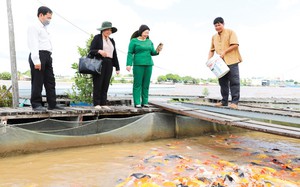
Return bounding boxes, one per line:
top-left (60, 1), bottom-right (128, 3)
top-left (261, 80), bottom-right (270, 86)
top-left (250, 77), bottom-right (264, 86)
top-left (19, 75), bottom-right (31, 81)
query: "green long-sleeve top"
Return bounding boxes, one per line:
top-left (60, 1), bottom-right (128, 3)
top-left (126, 38), bottom-right (159, 66)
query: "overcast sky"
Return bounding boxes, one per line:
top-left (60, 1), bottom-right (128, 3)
top-left (1, 0), bottom-right (300, 81)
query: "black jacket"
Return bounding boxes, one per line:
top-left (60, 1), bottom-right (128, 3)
top-left (89, 34), bottom-right (120, 71)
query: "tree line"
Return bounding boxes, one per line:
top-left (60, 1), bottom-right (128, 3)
top-left (0, 71), bottom-right (30, 80)
top-left (157, 74), bottom-right (201, 84)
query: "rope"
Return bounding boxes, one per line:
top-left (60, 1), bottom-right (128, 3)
top-left (37, 0), bottom-right (90, 35)
top-left (153, 65), bottom-right (181, 75)
top-left (36, 0), bottom-right (177, 75)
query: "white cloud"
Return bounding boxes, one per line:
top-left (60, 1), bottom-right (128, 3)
top-left (134, 0), bottom-right (180, 10)
top-left (1, 0), bottom-right (300, 81)
top-left (238, 10), bottom-right (300, 80)
top-left (148, 21), bottom-right (212, 79)
top-left (277, 0), bottom-right (299, 10)
top-left (1, 0), bottom-right (142, 76)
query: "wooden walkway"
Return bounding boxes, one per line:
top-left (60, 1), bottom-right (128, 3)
top-left (150, 101), bottom-right (300, 139)
top-left (181, 101), bottom-right (300, 125)
top-left (0, 105), bottom-right (161, 124)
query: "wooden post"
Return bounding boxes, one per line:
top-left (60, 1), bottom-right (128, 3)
top-left (6, 0), bottom-right (19, 108)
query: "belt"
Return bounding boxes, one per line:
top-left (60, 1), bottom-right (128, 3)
top-left (103, 57), bottom-right (113, 61)
top-left (39, 50), bottom-right (52, 55)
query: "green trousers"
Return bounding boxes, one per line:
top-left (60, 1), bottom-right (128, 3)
top-left (133, 65), bottom-right (153, 106)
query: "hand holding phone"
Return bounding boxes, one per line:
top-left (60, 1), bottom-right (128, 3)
top-left (156, 43), bottom-right (163, 53)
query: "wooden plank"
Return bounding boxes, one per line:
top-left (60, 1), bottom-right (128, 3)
top-left (182, 101), bottom-right (300, 117)
top-left (150, 101), bottom-right (300, 139)
top-left (179, 102), bottom-right (300, 125)
top-left (192, 104), bottom-right (297, 130)
top-left (246, 120), bottom-right (300, 132)
top-left (0, 105), bottom-right (162, 121)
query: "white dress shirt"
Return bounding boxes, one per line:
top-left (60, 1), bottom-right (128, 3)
top-left (27, 19), bottom-right (52, 65)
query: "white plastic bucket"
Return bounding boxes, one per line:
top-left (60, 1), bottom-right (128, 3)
top-left (206, 56), bottom-right (230, 78)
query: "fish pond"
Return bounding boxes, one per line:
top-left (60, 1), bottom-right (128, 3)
top-left (0, 130), bottom-right (299, 186)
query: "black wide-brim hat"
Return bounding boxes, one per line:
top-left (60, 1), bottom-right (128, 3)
top-left (97, 21), bottom-right (117, 33)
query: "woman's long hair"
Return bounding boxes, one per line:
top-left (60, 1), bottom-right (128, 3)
top-left (130, 30), bottom-right (150, 40)
top-left (130, 30), bottom-right (139, 40)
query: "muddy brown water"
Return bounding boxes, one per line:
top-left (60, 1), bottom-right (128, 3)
top-left (1, 83), bottom-right (300, 186)
top-left (0, 130), bottom-right (299, 186)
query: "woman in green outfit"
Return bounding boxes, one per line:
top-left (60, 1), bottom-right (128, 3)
top-left (126, 25), bottom-right (163, 108)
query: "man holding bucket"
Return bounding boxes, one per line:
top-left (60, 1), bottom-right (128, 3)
top-left (208, 17), bottom-right (242, 109)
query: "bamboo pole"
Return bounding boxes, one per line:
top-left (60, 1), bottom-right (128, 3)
top-left (6, 0), bottom-right (19, 108)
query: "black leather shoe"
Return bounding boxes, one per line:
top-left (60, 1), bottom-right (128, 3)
top-left (32, 106), bottom-right (47, 112)
top-left (48, 105), bottom-right (65, 110)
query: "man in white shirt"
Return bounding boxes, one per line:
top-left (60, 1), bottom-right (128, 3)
top-left (28, 6), bottom-right (64, 111)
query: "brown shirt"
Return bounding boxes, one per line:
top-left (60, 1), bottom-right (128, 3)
top-left (210, 28), bottom-right (242, 65)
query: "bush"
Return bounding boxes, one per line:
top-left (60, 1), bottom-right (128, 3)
top-left (0, 85), bottom-right (12, 107)
top-left (0, 72), bottom-right (11, 80)
top-left (67, 35), bottom-right (94, 104)
top-left (202, 87), bottom-right (209, 97)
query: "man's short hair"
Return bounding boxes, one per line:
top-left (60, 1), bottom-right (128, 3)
top-left (213, 17), bottom-right (224, 25)
top-left (37, 6), bottom-right (52, 17)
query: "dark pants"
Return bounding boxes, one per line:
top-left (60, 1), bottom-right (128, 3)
top-left (92, 58), bottom-right (113, 106)
top-left (29, 51), bottom-right (56, 108)
top-left (218, 63), bottom-right (240, 105)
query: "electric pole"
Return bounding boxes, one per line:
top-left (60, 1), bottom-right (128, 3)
top-left (6, 0), bottom-right (19, 108)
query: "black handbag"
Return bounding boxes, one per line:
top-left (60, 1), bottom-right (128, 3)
top-left (79, 53), bottom-right (102, 75)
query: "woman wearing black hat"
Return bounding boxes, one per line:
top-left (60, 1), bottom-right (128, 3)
top-left (89, 21), bottom-right (120, 109)
top-left (126, 24), bottom-right (163, 108)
